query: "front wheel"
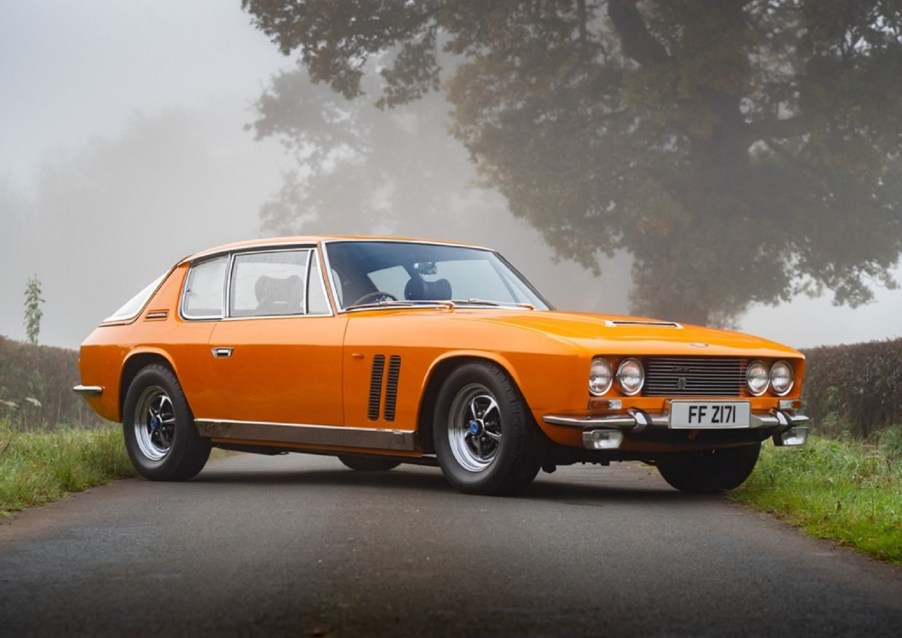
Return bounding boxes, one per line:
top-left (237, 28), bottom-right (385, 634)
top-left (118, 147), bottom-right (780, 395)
top-left (434, 362), bottom-right (541, 496)
top-left (122, 364), bottom-right (211, 481)
top-left (656, 443), bottom-right (761, 493)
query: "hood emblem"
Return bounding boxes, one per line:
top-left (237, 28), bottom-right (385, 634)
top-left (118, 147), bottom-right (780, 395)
top-left (690, 342), bottom-right (709, 348)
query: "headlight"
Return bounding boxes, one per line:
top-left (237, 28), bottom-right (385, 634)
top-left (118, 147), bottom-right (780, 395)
top-left (617, 358), bottom-right (644, 396)
top-left (770, 360), bottom-right (794, 396)
top-left (589, 358), bottom-right (613, 396)
top-left (746, 360), bottom-right (769, 396)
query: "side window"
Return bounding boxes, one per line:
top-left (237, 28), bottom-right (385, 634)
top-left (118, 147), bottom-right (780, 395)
top-left (182, 257), bottom-right (227, 319)
top-left (307, 255), bottom-right (331, 315)
top-left (229, 249), bottom-right (330, 318)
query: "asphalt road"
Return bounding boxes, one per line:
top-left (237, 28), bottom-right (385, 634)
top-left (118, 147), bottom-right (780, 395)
top-left (1, 453), bottom-right (900, 637)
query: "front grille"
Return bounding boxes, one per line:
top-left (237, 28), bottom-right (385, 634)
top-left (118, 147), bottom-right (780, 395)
top-left (643, 357), bottom-right (747, 397)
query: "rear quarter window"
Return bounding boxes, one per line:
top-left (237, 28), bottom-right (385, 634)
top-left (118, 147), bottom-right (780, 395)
top-left (181, 256), bottom-right (228, 319)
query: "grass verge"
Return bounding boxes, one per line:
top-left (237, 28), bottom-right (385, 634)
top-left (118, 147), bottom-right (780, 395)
top-left (0, 420), bottom-right (136, 517)
top-left (2, 417), bottom-right (900, 565)
top-left (731, 435), bottom-right (902, 563)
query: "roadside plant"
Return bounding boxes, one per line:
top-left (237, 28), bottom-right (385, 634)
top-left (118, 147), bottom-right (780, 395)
top-left (23, 274), bottom-right (44, 345)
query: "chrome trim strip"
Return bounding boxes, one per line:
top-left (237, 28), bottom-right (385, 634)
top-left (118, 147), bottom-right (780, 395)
top-left (604, 320), bottom-right (682, 328)
top-left (544, 411), bottom-right (809, 430)
top-left (145, 311), bottom-right (168, 320)
top-left (194, 419), bottom-right (417, 451)
top-left (72, 385), bottom-right (103, 397)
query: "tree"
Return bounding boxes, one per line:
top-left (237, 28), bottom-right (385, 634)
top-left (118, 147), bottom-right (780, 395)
top-left (249, 68), bottom-right (475, 237)
top-left (243, 0), bottom-right (902, 325)
top-left (23, 274), bottom-right (44, 345)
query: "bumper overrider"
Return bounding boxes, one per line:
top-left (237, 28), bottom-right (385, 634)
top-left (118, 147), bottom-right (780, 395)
top-left (544, 408), bottom-right (810, 450)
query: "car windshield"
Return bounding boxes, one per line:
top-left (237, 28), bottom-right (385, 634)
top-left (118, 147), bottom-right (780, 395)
top-left (325, 241), bottom-right (552, 311)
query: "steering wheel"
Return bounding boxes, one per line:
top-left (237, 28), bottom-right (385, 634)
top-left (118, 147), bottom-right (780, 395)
top-left (352, 291), bottom-right (398, 306)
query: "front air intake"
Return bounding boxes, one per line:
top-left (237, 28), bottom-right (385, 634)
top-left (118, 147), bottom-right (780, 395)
top-left (644, 357), bottom-right (748, 397)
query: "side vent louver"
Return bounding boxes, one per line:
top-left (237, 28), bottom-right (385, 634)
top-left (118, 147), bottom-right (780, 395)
top-left (368, 355), bottom-right (385, 421)
top-left (367, 354), bottom-right (402, 422)
top-left (384, 356), bottom-right (402, 422)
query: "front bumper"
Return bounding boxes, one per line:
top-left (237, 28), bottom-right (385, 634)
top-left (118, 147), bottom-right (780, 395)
top-left (544, 409), bottom-right (810, 450)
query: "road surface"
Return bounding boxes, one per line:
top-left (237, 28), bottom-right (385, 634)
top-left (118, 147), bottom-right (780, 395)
top-left (1, 453), bottom-right (900, 637)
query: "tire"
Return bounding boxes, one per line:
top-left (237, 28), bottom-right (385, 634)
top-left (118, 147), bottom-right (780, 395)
top-left (434, 362), bottom-right (541, 496)
top-left (122, 364), bottom-right (211, 481)
top-left (338, 455), bottom-right (401, 472)
top-left (656, 442), bottom-right (761, 493)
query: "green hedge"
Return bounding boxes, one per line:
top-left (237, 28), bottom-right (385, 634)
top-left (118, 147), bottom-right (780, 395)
top-left (802, 338), bottom-right (902, 440)
top-left (0, 335), bottom-right (102, 429)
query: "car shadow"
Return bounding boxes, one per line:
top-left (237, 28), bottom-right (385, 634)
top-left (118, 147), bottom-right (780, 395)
top-left (191, 457), bottom-right (723, 506)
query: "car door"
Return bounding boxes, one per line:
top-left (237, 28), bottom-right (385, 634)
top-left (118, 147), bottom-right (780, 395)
top-left (204, 247), bottom-right (346, 427)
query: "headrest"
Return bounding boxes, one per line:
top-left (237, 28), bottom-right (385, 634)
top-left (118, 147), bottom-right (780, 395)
top-left (404, 277), bottom-right (452, 301)
top-left (255, 275), bottom-right (303, 314)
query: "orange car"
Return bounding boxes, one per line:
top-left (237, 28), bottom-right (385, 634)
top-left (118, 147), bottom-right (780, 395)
top-left (74, 236), bottom-right (809, 495)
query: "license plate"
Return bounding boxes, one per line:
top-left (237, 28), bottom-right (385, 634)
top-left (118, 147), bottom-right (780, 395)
top-left (669, 401), bottom-right (750, 429)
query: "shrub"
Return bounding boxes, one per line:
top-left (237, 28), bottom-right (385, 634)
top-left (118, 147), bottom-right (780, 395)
top-left (0, 335), bottom-right (103, 430)
top-left (802, 338), bottom-right (902, 440)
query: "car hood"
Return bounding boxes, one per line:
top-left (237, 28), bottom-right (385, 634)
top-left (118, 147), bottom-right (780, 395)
top-left (470, 310), bottom-right (802, 358)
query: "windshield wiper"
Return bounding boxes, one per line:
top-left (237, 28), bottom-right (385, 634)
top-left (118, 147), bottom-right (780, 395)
top-left (344, 299), bottom-right (454, 312)
top-left (345, 298), bottom-right (535, 312)
top-left (450, 299), bottom-right (535, 310)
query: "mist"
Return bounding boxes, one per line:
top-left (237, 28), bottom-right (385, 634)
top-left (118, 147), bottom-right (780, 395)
top-left (1, 1), bottom-right (900, 350)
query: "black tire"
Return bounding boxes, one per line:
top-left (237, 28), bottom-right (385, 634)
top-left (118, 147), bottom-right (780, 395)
top-left (122, 364), bottom-right (211, 481)
top-left (434, 362), bottom-right (541, 496)
top-left (338, 455), bottom-right (401, 472)
top-left (656, 442), bottom-right (761, 493)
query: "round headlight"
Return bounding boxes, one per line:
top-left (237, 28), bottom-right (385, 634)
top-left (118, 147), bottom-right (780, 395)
top-left (617, 358), bottom-right (645, 396)
top-left (770, 360), bottom-right (794, 396)
top-left (746, 361), bottom-right (769, 396)
top-left (589, 358), bottom-right (613, 396)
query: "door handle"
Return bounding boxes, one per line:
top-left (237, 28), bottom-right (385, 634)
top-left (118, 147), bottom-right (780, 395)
top-left (212, 347), bottom-right (234, 358)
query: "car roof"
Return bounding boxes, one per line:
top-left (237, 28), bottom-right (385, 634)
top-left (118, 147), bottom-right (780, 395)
top-left (177, 235), bottom-right (484, 265)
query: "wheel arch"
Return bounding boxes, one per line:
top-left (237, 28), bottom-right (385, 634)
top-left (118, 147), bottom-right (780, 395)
top-left (119, 350), bottom-right (179, 420)
top-left (416, 352), bottom-right (522, 455)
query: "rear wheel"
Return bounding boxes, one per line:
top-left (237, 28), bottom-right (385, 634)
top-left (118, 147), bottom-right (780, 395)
top-left (122, 365), bottom-right (211, 481)
top-left (338, 455), bottom-right (401, 472)
top-left (434, 362), bottom-right (541, 495)
top-left (656, 442), bottom-right (761, 493)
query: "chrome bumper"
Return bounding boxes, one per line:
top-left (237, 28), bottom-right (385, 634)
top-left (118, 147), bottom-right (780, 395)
top-left (72, 385), bottom-right (103, 397)
top-left (543, 410), bottom-right (810, 450)
top-left (544, 411), bottom-right (809, 430)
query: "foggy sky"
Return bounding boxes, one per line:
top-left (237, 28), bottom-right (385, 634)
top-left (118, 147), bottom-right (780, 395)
top-left (1, 1), bottom-right (900, 350)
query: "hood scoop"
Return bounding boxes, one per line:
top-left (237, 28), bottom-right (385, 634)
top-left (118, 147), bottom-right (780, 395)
top-left (605, 320), bottom-right (682, 329)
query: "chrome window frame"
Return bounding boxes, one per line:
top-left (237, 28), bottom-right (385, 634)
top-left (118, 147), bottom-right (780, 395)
top-left (179, 256), bottom-right (229, 321)
top-left (181, 244), bottom-right (335, 322)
